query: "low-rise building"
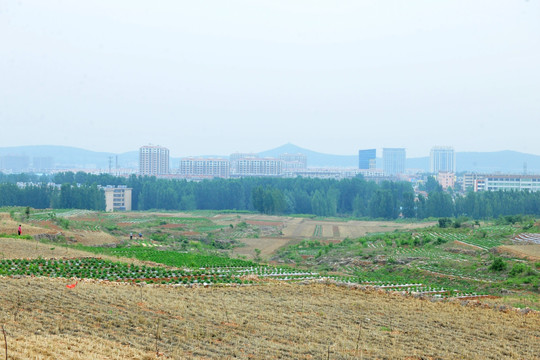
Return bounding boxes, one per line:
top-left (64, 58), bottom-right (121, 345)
top-left (437, 171), bottom-right (455, 190)
top-left (484, 175), bottom-right (540, 192)
top-left (103, 186), bottom-right (132, 212)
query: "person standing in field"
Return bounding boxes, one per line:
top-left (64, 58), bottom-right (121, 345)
top-left (18, 225), bottom-right (21, 236)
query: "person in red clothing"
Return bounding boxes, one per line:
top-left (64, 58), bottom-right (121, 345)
top-left (18, 225), bottom-right (21, 236)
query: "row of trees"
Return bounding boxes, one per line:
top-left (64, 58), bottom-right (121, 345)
top-left (1, 172), bottom-right (540, 219)
top-left (0, 183), bottom-right (104, 210)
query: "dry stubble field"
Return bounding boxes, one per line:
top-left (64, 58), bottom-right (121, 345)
top-left (1, 276), bottom-right (539, 360)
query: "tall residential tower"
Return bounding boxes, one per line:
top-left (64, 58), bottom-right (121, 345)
top-left (139, 145), bottom-right (170, 176)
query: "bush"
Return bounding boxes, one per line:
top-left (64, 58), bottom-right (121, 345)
top-left (489, 258), bottom-right (507, 272)
top-left (150, 233), bottom-right (169, 242)
top-left (438, 218), bottom-right (453, 228)
top-left (57, 218), bottom-right (70, 229)
top-left (510, 263), bottom-right (536, 277)
top-left (435, 237), bottom-right (447, 245)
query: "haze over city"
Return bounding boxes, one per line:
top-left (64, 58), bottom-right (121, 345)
top-left (1, 1), bottom-right (539, 157)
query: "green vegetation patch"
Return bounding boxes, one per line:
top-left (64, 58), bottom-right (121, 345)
top-left (76, 245), bottom-right (256, 268)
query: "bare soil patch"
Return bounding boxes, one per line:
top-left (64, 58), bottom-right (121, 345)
top-left (70, 230), bottom-right (119, 246)
top-left (246, 220), bottom-right (283, 226)
top-left (497, 245), bottom-right (540, 261)
top-left (282, 219), bottom-right (435, 241)
top-left (231, 216), bottom-right (436, 258)
top-left (232, 237), bottom-right (291, 259)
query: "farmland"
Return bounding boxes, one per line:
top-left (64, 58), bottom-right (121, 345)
top-left (275, 219), bottom-right (540, 303)
top-left (0, 208), bottom-right (539, 359)
top-left (0, 277), bottom-right (538, 359)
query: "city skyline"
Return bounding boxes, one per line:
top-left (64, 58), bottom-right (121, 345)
top-left (1, 2), bottom-right (539, 158)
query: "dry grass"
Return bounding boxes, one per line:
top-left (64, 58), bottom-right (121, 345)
top-left (0, 237), bottom-right (96, 259)
top-left (72, 230), bottom-right (120, 246)
top-left (0, 213), bottom-right (50, 237)
top-left (0, 212), bottom-right (120, 246)
top-left (0, 277), bottom-right (538, 359)
top-left (497, 245), bottom-right (540, 261)
top-left (0, 237), bottom-right (153, 267)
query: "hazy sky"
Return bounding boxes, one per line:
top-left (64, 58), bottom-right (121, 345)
top-left (1, 1), bottom-right (539, 158)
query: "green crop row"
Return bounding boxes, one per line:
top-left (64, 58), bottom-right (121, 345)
top-left (76, 245), bottom-right (257, 268)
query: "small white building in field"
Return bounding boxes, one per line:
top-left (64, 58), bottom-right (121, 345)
top-left (103, 186), bottom-right (132, 212)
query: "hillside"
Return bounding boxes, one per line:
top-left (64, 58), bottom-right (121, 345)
top-left (1, 274), bottom-right (538, 359)
top-left (0, 211), bottom-right (539, 358)
top-left (0, 145), bottom-right (138, 170)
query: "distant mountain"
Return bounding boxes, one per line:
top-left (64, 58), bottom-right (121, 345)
top-left (407, 151), bottom-right (540, 173)
top-left (259, 143), bottom-right (358, 168)
top-left (1, 144), bottom-right (540, 174)
top-left (0, 145), bottom-right (138, 169)
top-left (455, 151), bottom-right (540, 173)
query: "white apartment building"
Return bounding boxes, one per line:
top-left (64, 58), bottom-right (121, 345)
top-left (179, 158), bottom-right (230, 178)
top-left (484, 175), bottom-right (540, 192)
top-left (103, 186), bottom-right (132, 212)
top-left (462, 173), bottom-right (540, 192)
top-left (139, 145), bottom-right (169, 176)
top-left (232, 157), bottom-right (283, 177)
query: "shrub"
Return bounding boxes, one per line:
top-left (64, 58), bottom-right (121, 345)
top-left (509, 263), bottom-right (528, 277)
top-left (150, 233), bottom-right (169, 242)
top-left (489, 258), bottom-right (507, 272)
top-left (438, 218), bottom-right (452, 228)
top-left (435, 237), bottom-right (447, 245)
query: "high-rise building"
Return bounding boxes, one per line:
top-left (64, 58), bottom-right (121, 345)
top-left (382, 148), bottom-right (406, 175)
top-left (139, 145), bottom-right (170, 176)
top-left (430, 146), bottom-right (455, 173)
top-left (0, 155), bottom-right (30, 172)
top-left (32, 157), bottom-right (54, 172)
top-left (358, 149), bottom-right (376, 169)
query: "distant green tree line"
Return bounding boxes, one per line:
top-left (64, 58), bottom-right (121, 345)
top-left (0, 182), bottom-right (104, 210)
top-left (0, 172), bottom-right (540, 219)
